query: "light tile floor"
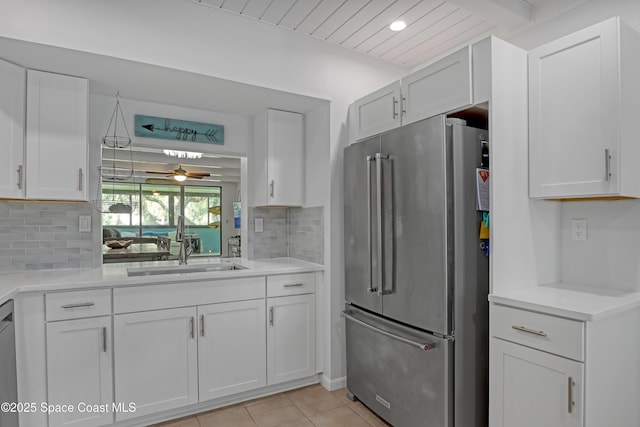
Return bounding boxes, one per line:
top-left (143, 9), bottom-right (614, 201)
top-left (154, 385), bottom-right (391, 427)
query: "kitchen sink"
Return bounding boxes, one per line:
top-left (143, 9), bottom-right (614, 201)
top-left (127, 263), bottom-right (248, 277)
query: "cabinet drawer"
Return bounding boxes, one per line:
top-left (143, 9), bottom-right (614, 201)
top-left (267, 273), bottom-right (315, 297)
top-left (46, 289), bottom-right (111, 321)
top-left (491, 304), bottom-right (584, 361)
top-left (114, 277), bottom-right (265, 314)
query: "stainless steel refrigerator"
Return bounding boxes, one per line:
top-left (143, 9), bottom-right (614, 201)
top-left (343, 114), bottom-right (489, 427)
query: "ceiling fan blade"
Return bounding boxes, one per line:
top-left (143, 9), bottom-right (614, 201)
top-left (145, 178), bottom-right (179, 185)
top-left (146, 171), bottom-right (174, 175)
top-left (185, 172), bottom-right (210, 177)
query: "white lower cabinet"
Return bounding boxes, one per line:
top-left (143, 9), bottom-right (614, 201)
top-left (491, 338), bottom-right (583, 427)
top-left (114, 307), bottom-right (198, 421)
top-left (267, 293), bottom-right (315, 385)
top-left (114, 299), bottom-right (268, 421)
top-left (490, 302), bottom-right (640, 427)
top-left (42, 274), bottom-right (318, 426)
top-left (46, 316), bottom-right (113, 427)
top-left (198, 300), bottom-right (266, 400)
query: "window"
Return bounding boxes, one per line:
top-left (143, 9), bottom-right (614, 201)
top-left (102, 183), bottom-right (222, 257)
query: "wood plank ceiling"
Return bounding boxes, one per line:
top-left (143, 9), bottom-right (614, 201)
top-left (189, 0), bottom-right (537, 67)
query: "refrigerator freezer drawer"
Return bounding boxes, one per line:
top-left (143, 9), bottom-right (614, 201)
top-left (344, 307), bottom-right (453, 427)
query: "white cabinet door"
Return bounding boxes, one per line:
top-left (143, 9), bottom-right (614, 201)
top-left (26, 69), bottom-right (88, 200)
top-left (351, 81), bottom-right (402, 141)
top-left (254, 109), bottom-right (304, 207)
top-left (267, 293), bottom-right (315, 385)
top-left (46, 316), bottom-right (113, 427)
top-left (490, 338), bottom-right (583, 427)
top-left (114, 307), bottom-right (198, 421)
top-left (0, 58), bottom-right (26, 199)
top-left (401, 46), bottom-right (472, 126)
top-left (198, 300), bottom-right (266, 400)
top-left (528, 18), bottom-right (638, 198)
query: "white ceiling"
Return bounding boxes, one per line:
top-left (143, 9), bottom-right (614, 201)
top-left (191, 0), bottom-right (587, 68)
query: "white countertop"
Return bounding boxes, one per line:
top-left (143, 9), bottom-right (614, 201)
top-left (489, 282), bottom-right (640, 321)
top-left (0, 257), bottom-right (324, 306)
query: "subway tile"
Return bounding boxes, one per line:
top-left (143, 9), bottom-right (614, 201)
top-left (25, 232), bottom-right (54, 241)
top-left (0, 249), bottom-right (26, 257)
top-left (11, 241), bottom-right (40, 249)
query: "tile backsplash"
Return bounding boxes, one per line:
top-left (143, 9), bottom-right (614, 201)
top-left (0, 201), bottom-right (98, 272)
top-left (248, 206), bottom-right (324, 264)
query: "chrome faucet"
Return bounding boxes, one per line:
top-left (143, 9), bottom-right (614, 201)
top-left (176, 215), bottom-right (192, 265)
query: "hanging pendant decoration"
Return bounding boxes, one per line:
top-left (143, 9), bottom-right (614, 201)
top-left (93, 93), bottom-right (138, 214)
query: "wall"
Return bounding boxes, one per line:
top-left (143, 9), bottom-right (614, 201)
top-left (0, 201), bottom-right (98, 271)
top-left (503, 0), bottom-right (640, 292)
top-left (91, 94), bottom-right (251, 257)
top-left (0, 0), bottom-right (408, 385)
top-left (248, 206), bottom-right (324, 265)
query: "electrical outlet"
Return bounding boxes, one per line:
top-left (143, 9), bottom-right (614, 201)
top-left (255, 217), bottom-right (264, 233)
top-left (571, 219), bottom-right (587, 241)
top-left (79, 215), bottom-right (92, 233)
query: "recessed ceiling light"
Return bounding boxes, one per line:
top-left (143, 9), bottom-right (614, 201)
top-left (390, 20), bottom-right (407, 32)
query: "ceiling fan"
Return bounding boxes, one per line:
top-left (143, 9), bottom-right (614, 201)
top-left (145, 165), bottom-right (210, 182)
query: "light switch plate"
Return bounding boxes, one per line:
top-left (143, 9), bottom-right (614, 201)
top-left (255, 217), bottom-right (264, 233)
top-left (79, 215), bottom-right (92, 232)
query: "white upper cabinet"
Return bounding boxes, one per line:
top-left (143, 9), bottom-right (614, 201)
top-left (0, 58), bottom-right (26, 199)
top-left (26, 69), bottom-right (88, 200)
top-left (401, 46), bottom-right (472, 126)
top-left (350, 46), bottom-right (473, 141)
top-left (254, 109), bottom-right (304, 207)
top-left (529, 17), bottom-right (640, 199)
top-left (351, 81), bottom-right (402, 141)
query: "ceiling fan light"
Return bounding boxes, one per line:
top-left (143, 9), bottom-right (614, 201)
top-left (174, 174), bottom-right (187, 182)
top-left (390, 20), bottom-right (407, 31)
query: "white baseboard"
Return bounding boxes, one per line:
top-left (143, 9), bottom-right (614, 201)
top-left (320, 374), bottom-right (346, 391)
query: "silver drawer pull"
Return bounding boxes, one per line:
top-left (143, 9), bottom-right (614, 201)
top-left (62, 302), bottom-right (95, 309)
top-left (283, 283), bottom-right (304, 288)
top-left (568, 377), bottom-right (575, 413)
top-left (512, 325), bottom-right (547, 337)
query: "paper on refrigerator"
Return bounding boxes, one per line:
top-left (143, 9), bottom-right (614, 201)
top-left (476, 168), bottom-right (490, 211)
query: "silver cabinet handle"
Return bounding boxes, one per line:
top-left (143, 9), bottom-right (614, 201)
top-left (401, 96), bottom-right (406, 116)
top-left (270, 180), bottom-right (275, 198)
top-left (190, 316), bottom-right (195, 339)
top-left (366, 155), bottom-right (377, 293)
top-left (283, 283), bottom-right (304, 288)
top-left (568, 377), bottom-right (575, 413)
top-left (605, 149), bottom-right (612, 181)
top-left (17, 165), bottom-right (23, 189)
top-left (342, 311), bottom-right (435, 351)
top-left (62, 302), bottom-right (95, 309)
top-left (392, 96), bottom-right (398, 118)
top-left (269, 306), bottom-right (274, 326)
top-left (200, 314), bottom-right (205, 337)
top-left (512, 325), bottom-right (547, 337)
top-left (78, 168), bottom-right (84, 191)
top-left (102, 327), bottom-right (107, 353)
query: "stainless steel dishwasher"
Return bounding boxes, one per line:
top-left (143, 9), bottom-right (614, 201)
top-left (0, 300), bottom-right (19, 427)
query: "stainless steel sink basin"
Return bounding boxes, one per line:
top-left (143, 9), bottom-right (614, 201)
top-left (127, 263), bottom-right (247, 277)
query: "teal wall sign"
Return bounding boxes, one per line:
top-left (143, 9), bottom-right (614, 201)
top-left (134, 115), bottom-right (224, 144)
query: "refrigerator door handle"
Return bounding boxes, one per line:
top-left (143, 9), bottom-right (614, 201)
top-left (375, 153), bottom-right (392, 296)
top-left (366, 155), bottom-right (377, 293)
top-left (342, 311), bottom-right (435, 351)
